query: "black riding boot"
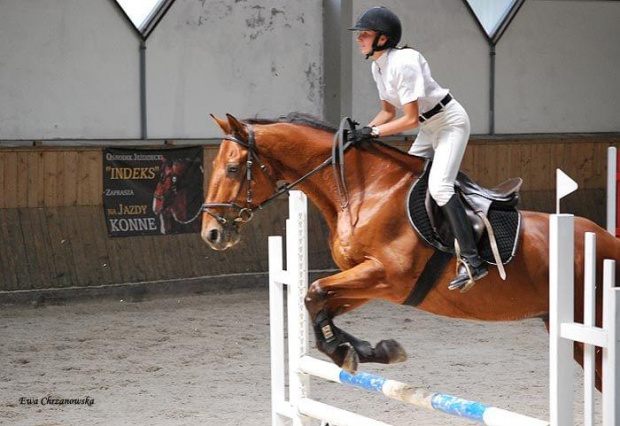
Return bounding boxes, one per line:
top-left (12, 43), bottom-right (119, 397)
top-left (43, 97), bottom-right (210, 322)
top-left (441, 194), bottom-right (488, 290)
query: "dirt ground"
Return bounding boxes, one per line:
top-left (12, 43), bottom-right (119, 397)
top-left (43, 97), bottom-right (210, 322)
top-left (0, 287), bottom-right (599, 426)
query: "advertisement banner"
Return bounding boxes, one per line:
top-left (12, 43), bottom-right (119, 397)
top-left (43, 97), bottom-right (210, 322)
top-left (103, 147), bottom-right (203, 237)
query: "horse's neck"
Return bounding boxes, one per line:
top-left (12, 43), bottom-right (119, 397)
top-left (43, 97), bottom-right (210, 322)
top-left (260, 127), bottom-right (341, 224)
top-left (261, 125), bottom-right (424, 233)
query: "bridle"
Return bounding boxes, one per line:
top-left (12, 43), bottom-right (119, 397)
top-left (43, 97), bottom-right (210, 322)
top-left (202, 119), bottom-right (355, 226)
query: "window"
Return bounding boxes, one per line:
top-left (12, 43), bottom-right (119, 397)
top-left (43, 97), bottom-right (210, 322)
top-left (115, 0), bottom-right (170, 38)
top-left (465, 0), bottom-right (519, 41)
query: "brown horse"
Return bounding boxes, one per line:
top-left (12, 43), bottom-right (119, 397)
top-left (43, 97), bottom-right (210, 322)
top-left (202, 113), bottom-right (620, 391)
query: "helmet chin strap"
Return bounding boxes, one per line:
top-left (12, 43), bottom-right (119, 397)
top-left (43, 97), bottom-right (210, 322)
top-left (365, 32), bottom-right (390, 60)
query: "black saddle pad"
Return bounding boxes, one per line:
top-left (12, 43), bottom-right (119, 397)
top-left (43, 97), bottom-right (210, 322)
top-left (406, 168), bottom-right (521, 265)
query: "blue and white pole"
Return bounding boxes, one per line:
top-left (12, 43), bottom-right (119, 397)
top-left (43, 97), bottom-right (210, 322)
top-left (299, 357), bottom-right (549, 426)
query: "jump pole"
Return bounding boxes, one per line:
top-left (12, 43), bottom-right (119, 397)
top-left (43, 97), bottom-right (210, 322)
top-left (269, 190), bottom-right (548, 426)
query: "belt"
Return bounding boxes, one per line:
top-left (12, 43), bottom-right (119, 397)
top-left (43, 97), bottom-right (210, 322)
top-left (419, 93), bottom-right (453, 123)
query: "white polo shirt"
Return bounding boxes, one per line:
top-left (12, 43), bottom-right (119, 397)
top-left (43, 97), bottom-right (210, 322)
top-left (371, 48), bottom-right (449, 114)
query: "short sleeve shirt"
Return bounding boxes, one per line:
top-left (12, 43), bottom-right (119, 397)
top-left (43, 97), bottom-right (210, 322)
top-left (371, 48), bottom-right (449, 114)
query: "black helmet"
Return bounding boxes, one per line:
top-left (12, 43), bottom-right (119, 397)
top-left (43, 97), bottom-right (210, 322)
top-left (349, 6), bottom-right (402, 50)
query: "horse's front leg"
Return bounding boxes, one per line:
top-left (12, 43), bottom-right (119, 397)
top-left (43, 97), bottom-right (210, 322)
top-left (304, 260), bottom-right (407, 374)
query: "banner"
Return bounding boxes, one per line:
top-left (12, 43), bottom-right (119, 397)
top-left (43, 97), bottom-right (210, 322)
top-left (103, 147), bottom-right (203, 237)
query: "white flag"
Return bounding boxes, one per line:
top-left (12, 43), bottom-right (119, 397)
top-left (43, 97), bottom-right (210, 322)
top-left (556, 168), bottom-right (578, 214)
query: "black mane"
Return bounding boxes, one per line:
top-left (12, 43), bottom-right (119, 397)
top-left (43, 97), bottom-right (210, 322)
top-left (243, 112), bottom-right (338, 133)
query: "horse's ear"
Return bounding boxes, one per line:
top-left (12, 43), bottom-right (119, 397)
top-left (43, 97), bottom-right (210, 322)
top-left (210, 114), bottom-right (230, 135)
top-left (225, 113), bottom-right (248, 140)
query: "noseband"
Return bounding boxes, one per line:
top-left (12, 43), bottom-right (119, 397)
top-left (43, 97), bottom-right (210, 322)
top-left (202, 119), bottom-right (355, 226)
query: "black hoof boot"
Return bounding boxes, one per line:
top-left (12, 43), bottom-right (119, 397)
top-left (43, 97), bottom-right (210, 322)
top-left (448, 261), bottom-right (488, 292)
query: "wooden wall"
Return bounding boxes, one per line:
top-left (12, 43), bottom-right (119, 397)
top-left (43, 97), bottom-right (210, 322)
top-left (453, 135), bottom-right (611, 221)
top-left (0, 135), bottom-right (616, 297)
top-left (0, 136), bottom-right (612, 208)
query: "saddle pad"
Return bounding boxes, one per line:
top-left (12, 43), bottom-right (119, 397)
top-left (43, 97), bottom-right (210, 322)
top-left (406, 170), bottom-right (521, 265)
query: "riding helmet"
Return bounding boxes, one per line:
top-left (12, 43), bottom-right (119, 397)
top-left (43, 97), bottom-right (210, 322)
top-left (349, 6), bottom-right (402, 48)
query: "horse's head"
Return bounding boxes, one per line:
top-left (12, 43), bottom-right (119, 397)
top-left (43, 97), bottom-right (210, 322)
top-left (201, 114), bottom-right (277, 250)
top-left (152, 160), bottom-right (184, 215)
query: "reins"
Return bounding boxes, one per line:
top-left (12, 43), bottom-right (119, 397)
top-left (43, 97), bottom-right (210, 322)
top-left (202, 118), bottom-right (356, 225)
top-left (331, 118), bottom-right (357, 210)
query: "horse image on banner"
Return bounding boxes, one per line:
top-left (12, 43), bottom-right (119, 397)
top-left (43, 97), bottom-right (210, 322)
top-left (152, 152), bottom-right (204, 235)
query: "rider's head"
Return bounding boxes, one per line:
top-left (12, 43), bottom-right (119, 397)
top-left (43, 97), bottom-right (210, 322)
top-left (349, 6), bottom-right (402, 59)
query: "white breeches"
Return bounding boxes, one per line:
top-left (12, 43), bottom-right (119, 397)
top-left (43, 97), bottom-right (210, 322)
top-left (408, 99), bottom-right (471, 207)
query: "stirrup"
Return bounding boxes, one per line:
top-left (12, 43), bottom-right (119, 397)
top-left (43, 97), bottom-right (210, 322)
top-left (449, 242), bottom-right (487, 293)
top-left (449, 260), bottom-right (475, 293)
top-left (449, 260), bottom-right (488, 293)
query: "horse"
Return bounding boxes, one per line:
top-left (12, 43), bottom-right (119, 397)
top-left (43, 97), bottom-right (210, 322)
top-left (153, 158), bottom-right (203, 234)
top-left (201, 112), bottom-right (620, 391)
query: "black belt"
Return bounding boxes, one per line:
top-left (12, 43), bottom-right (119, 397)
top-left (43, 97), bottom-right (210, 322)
top-left (419, 93), bottom-right (452, 123)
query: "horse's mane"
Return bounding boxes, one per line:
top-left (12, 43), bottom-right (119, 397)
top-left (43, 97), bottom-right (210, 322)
top-left (243, 112), bottom-right (338, 133)
top-left (243, 112), bottom-right (416, 162)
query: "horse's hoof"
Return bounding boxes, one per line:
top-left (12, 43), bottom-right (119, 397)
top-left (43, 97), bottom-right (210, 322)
top-left (336, 342), bottom-right (359, 375)
top-left (376, 339), bottom-right (408, 364)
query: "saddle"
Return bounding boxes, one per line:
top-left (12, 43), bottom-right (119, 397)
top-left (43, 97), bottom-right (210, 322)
top-left (407, 161), bottom-right (522, 279)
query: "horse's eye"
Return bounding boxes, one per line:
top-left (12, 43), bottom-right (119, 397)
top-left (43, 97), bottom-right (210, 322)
top-left (227, 164), bottom-right (239, 175)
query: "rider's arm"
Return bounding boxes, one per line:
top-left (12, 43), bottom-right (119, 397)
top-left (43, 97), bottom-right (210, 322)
top-left (373, 100), bottom-right (419, 137)
top-left (368, 101), bottom-right (397, 126)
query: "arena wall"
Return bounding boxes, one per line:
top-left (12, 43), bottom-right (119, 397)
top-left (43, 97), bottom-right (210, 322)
top-left (0, 137), bottom-right (614, 301)
top-left (1, 1), bottom-right (619, 140)
top-left (0, 0), bottom-right (324, 141)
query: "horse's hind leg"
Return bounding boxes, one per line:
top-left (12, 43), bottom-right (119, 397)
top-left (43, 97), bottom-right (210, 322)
top-left (305, 261), bottom-right (407, 374)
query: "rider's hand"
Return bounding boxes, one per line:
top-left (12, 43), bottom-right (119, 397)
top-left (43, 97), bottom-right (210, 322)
top-left (349, 126), bottom-right (375, 145)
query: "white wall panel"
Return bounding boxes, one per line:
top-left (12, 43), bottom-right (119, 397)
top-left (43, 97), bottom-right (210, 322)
top-left (146, 0), bottom-right (323, 139)
top-left (0, 0), bottom-right (140, 140)
top-left (496, 0), bottom-right (620, 133)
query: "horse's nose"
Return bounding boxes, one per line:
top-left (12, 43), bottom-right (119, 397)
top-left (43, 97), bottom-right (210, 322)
top-left (203, 228), bottom-right (220, 245)
top-left (202, 222), bottom-right (238, 250)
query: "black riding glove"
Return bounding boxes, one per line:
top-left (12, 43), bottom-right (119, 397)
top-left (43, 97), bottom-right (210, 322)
top-left (349, 126), bottom-right (374, 145)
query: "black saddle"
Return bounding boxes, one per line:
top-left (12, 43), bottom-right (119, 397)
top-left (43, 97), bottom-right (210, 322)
top-left (407, 161), bottom-right (522, 267)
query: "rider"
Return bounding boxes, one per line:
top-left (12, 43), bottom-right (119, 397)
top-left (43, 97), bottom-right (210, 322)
top-left (349, 6), bottom-right (487, 290)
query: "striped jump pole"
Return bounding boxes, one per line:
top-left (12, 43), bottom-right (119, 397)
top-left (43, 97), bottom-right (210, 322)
top-left (269, 191), bottom-right (549, 426)
top-left (299, 356), bottom-right (548, 426)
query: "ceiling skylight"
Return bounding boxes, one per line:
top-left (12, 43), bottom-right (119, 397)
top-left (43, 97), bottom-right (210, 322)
top-left (466, 0), bottom-right (520, 41)
top-left (116, 0), bottom-right (166, 35)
